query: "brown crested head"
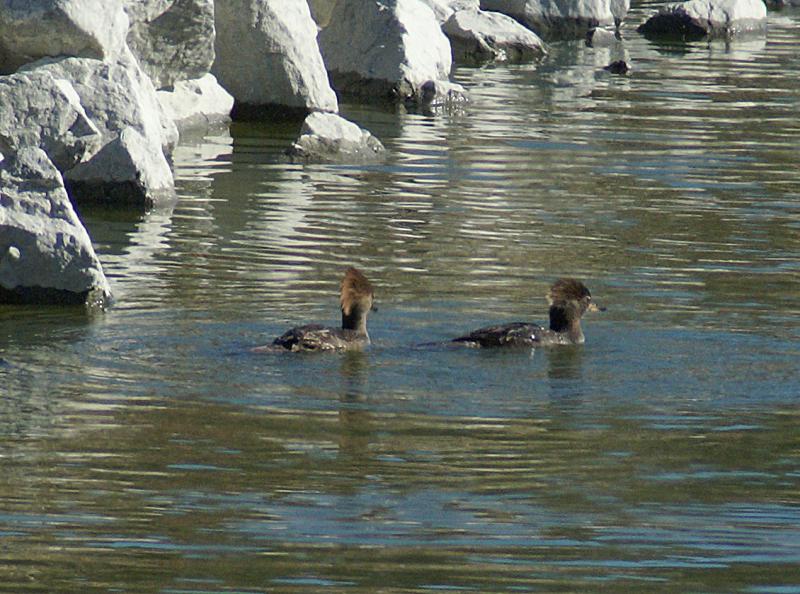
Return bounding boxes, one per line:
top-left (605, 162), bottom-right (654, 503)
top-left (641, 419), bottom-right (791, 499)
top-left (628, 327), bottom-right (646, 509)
top-left (340, 267), bottom-right (374, 316)
top-left (547, 278), bottom-right (602, 318)
top-left (547, 278), bottom-right (591, 306)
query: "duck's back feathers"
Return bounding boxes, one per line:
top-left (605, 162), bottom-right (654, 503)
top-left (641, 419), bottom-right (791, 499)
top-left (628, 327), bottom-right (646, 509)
top-left (452, 322), bottom-right (548, 348)
top-left (270, 324), bottom-right (367, 352)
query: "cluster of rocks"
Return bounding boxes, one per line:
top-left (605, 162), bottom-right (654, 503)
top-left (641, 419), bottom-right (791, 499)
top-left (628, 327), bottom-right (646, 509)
top-left (0, 0), bottom-right (773, 306)
top-left (0, 0), bottom-right (226, 305)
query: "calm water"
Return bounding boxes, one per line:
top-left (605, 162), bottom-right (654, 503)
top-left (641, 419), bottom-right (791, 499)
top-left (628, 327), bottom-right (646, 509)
top-left (2, 3), bottom-right (800, 591)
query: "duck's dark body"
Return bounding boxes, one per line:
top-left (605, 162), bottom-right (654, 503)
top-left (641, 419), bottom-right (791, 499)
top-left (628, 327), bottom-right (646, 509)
top-left (452, 322), bottom-right (577, 348)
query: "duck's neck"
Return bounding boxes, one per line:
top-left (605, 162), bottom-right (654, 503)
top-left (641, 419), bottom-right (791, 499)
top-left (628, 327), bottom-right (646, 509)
top-left (549, 305), bottom-right (584, 344)
top-left (342, 307), bottom-right (369, 339)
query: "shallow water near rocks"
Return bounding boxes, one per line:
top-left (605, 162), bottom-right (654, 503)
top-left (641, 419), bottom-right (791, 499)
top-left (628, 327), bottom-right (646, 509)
top-left (2, 3), bottom-right (800, 592)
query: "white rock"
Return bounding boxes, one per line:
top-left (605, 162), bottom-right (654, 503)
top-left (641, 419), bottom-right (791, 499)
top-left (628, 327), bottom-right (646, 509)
top-left (157, 73), bottom-right (234, 131)
top-left (213, 0), bottom-right (338, 112)
top-left (419, 79), bottom-right (470, 108)
top-left (287, 111), bottom-right (385, 163)
top-left (123, 0), bottom-right (216, 89)
top-left (0, 69), bottom-right (103, 171)
top-left (25, 50), bottom-right (179, 154)
top-left (411, 0), bottom-right (483, 21)
top-left (586, 26), bottom-right (621, 46)
top-left (0, 0), bottom-right (129, 73)
top-left (64, 126), bottom-right (175, 208)
top-left (480, 0), bottom-right (630, 37)
top-left (23, 51), bottom-right (178, 207)
top-left (419, 0), bottom-right (456, 21)
top-left (443, 9), bottom-right (547, 63)
top-left (0, 147), bottom-right (111, 305)
top-left (319, 0), bottom-right (466, 106)
top-left (637, 0), bottom-right (767, 38)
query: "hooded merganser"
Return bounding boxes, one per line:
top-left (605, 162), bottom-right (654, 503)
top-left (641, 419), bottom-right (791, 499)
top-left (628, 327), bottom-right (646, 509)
top-left (451, 278), bottom-right (603, 348)
top-left (262, 267), bottom-right (375, 352)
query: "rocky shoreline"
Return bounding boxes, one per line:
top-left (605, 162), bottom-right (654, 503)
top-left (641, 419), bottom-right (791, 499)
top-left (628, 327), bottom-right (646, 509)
top-left (0, 0), bottom-right (772, 305)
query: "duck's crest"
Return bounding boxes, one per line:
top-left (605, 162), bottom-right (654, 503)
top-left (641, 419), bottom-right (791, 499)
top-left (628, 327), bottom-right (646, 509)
top-left (547, 278), bottom-right (591, 305)
top-left (340, 267), bottom-right (374, 315)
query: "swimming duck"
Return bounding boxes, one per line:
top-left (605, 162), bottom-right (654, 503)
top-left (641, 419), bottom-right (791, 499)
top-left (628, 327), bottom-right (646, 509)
top-left (451, 278), bottom-right (603, 348)
top-left (264, 267), bottom-right (375, 352)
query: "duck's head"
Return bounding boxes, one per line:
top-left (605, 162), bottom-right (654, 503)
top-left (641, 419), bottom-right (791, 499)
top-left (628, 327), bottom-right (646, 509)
top-left (340, 267), bottom-right (375, 329)
top-left (547, 278), bottom-right (603, 335)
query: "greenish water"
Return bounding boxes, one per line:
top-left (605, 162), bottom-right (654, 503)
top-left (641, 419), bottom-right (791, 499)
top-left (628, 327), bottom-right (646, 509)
top-left (2, 4), bottom-right (800, 592)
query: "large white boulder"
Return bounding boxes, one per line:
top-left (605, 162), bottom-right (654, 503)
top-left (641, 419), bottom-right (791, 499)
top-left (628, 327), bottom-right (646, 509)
top-left (156, 73), bottom-right (234, 131)
top-left (419, 0), bottom-right (457, 21)
top-left (23, 51), bottom-right (178, 207)
top-left (213, 0), bottom-right (338, 113)
top-left (64, 126), bottom-right (175, 208)
top-left (0, 70), bottom-right (103, 171)
top-left (123, 0), bottom-right (216, 89)
top-left (480, 0), bottom-right (630, 37)
top-left (0, 147), bottom-right (111, 306)
top-left (319, 0), bottom-right (466, 106)
top-left (0, 0), bottom-right (129, 73)
top-left (25, 50), bottom-right (179, 153)
top-left (287, 111), bottom-right (385, 163)
top-left (637, 0), bottom-right (766, 39)
top-left (443, 9), bottom-right (547, 63)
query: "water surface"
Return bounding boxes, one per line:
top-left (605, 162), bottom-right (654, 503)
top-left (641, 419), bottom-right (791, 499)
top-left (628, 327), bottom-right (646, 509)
top-left (2, 3), bottom-right (800, 591)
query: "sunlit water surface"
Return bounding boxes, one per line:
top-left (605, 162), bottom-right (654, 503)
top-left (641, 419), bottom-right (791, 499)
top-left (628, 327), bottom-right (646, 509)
top-left (2, 3), bottom-right (800, 592)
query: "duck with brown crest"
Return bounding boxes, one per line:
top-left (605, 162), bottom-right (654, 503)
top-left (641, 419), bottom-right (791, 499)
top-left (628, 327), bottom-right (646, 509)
top-left (258, 267), bottom-right (376, 352)
top-left (452, 278), bottom-right (604, 348)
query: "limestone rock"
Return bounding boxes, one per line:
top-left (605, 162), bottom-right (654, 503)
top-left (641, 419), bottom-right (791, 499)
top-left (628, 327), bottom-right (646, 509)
top-left (23, 52), bottom-right (178, 207)
top-left (0, 69), bottom-right (102, 171)
top-left (419, 79), bottom-right (470, 108)
top-left (637, 0), bottom-right (767, 39)
top-left (586, 26), bottom-right (621, 46)
top-left (319, 0), bottom-right (466, 106)
top-left (287, 111), bottom-right (385, 163)
top-left (419, 0), bottom-right (457, 21)
top-left (409, 0), bottom-right (484, 22)
top-left (213, 0), bottom-right (338, 113)
top-left (443, 9), bottom-right (547, 63)
top-left (25, 50), bottom-right (179, 154)
top-left (480, 0), bottom-right (631, 38)
top-left (64, 126), bottom-right (175, 208)
top-left (157, 73), bottom-right (234, 131)
top-left (123, 0), bottom-right (216, 89)
top-left (0, 147), bottom-right (111, 306)
top-left (0, 0), bottom-right (129, 74)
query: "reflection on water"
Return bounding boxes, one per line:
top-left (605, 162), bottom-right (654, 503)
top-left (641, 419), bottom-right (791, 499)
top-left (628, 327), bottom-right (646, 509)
top-left (1, 3), bottom-right (800, 591)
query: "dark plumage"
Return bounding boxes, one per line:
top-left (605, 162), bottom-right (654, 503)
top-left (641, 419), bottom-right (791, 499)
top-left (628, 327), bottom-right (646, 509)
top-left (258, 267), bottom-right (375, 352)
top-left (452, 278), bottom-right (603, 348)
